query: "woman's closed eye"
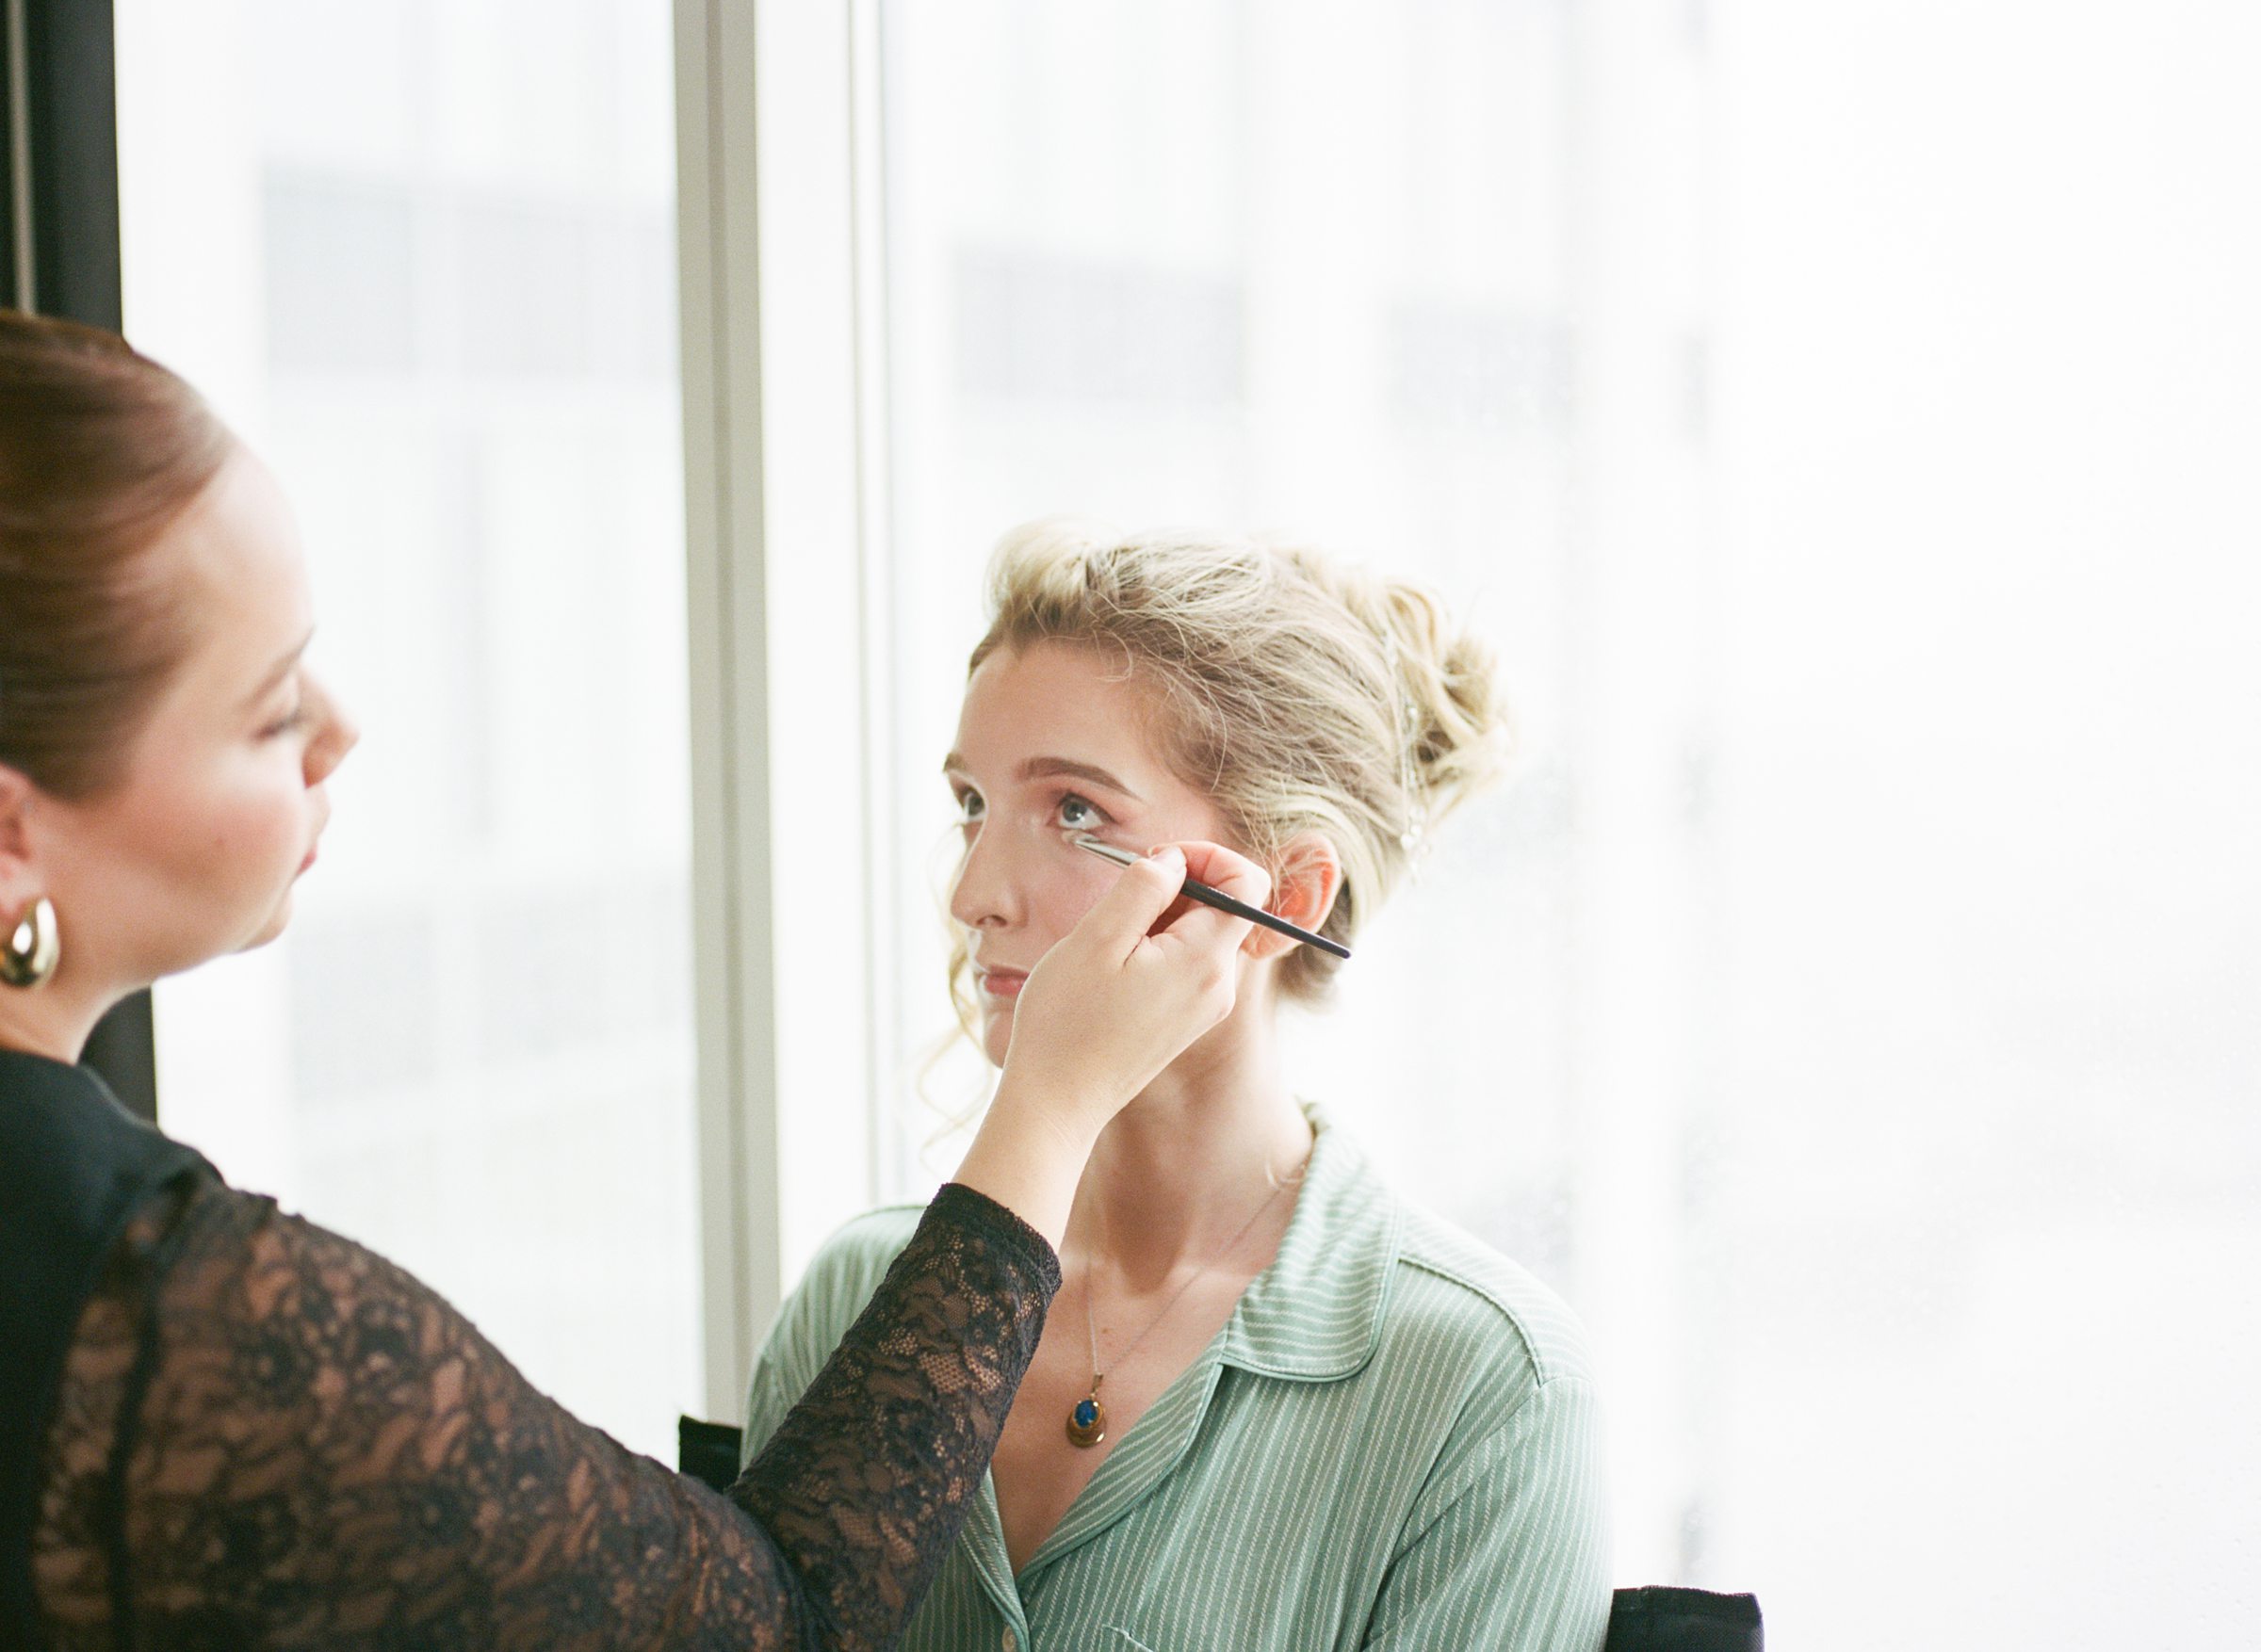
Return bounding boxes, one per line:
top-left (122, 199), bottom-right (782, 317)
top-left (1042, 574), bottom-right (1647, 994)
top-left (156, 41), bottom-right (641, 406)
top-left (261, 702), bottom-right (310, 739)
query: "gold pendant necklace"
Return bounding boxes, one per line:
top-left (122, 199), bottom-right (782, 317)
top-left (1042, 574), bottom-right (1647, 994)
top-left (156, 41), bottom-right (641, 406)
top-left (1066, 1162), bottom-right (1305, 1450)
top-left (1065, 1375), bottom-right (1109, 1448)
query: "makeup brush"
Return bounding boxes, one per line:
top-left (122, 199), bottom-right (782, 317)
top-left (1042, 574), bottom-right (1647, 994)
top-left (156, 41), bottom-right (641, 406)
top-left (1072, 834), bottom-right (1351, 961)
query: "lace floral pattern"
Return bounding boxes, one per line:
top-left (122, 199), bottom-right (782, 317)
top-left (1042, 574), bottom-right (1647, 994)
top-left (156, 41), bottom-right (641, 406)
top-left (31, 1176), bottom-right (1055, 1651)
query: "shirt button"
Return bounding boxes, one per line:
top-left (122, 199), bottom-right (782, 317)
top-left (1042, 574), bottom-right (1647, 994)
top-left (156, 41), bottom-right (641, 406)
top-left (1001, 1632), bottom-right (1017, 1652)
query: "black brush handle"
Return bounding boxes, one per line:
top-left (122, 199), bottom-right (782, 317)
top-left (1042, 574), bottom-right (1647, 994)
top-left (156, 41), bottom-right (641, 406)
top-left (1071, 834), bottom-right (1350, 960)
top-left (1177, 875), bottom-right (1352, 961)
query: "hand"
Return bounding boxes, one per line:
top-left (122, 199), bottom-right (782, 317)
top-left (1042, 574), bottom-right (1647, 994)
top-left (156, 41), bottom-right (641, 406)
top-left (1000, 838), bottom-right (1269, 1135)
top-left (951, 840), bottom-right (1269, 1245)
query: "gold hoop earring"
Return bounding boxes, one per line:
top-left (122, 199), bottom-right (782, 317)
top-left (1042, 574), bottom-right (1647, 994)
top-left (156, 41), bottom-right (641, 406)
top-left (2, 897), bottom-right (60, 989)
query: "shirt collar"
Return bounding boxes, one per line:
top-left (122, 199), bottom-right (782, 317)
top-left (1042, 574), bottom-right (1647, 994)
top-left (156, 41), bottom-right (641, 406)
top-left (1216, 1102), bottom-right (1400, 1382)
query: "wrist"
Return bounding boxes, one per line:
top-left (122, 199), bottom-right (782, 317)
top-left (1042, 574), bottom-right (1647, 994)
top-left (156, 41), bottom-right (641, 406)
top-left (985, 1073), bottom-right (1106, 1162)
top-left (950, 1076), bottom-right (1110, 1250)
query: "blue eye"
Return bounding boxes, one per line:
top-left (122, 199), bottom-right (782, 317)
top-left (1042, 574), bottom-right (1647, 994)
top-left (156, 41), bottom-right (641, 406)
top-left (1057, 794), bottom-right (1106, 832)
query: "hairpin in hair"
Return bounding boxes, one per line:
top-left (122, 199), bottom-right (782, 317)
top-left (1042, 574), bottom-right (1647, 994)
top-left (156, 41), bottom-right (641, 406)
top-left (1380, 631), bottom-right (1429, 862)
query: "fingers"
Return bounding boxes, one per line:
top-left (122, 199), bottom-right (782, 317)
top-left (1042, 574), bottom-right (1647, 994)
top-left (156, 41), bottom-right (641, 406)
top-left (1172, 840), bottom-right (1271, 910)
top-left (1066, 839), bottom-right (1277, 964)
top-left (1146, 839), bottom-right (1267, 957)
top-left (1071, 845), bottom-right (1191, 959)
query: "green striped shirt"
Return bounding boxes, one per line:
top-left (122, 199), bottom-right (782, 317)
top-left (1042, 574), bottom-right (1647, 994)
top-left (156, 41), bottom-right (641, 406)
top-left (742, 1108), bottom-right (1611, 1650)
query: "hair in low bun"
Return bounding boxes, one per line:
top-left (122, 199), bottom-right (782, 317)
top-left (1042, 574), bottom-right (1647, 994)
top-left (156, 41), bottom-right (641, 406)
top-left (1, 312), bottom-right (233, 799)
top-left (960, 518), bottom-right (1511, 1005)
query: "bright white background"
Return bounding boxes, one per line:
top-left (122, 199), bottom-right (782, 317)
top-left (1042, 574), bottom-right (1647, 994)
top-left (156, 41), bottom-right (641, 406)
top-left (114, 0), bottom-right (701, 1463)
top-left (109, 1), bottom-right (2260, 1644)
top-left (863, 2), bottom-right (2261, 1644)
top-left (1705, 4), bottom-right (2259, 1638)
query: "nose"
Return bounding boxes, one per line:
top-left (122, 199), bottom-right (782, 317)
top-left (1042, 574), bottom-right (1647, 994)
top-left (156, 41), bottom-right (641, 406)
top-left (302, 673), bottom-right (361, 786)
top-left (947, 822), bottom-right (1020, 933)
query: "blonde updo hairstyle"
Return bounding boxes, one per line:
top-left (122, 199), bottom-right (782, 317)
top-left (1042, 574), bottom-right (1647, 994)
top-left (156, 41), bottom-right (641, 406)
top-left (950, 518), bottom-right (1512, 1019)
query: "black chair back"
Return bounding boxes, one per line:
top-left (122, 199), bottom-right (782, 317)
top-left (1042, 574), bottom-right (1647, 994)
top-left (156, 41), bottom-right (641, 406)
top-left (678, 1416), bottom-right (743, 1493)
top-left (1606, 1585), bottom-right (1763, 1652)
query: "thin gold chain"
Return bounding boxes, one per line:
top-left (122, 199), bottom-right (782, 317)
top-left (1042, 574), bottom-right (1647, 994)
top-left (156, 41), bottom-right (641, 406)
top-left (1081, 1158), bottom-right (1308, 1387)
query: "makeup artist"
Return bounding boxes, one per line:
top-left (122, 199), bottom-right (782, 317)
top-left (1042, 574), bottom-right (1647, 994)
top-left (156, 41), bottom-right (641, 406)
top-left (0, 311), bottom-right (1266, 1651)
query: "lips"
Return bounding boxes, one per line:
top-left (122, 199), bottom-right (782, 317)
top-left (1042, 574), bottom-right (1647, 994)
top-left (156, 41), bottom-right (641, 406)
top-left (976, 968), bottom-right (1028, 1000)
top-left (300, 801), bottom-right (331, 875)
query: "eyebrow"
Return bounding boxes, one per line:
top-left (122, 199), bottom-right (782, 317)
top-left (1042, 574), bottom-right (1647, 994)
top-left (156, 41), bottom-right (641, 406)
top-left (243, 631), bottom-right (315, 708)
top-left (941, 752), bottom-right (1145, 803)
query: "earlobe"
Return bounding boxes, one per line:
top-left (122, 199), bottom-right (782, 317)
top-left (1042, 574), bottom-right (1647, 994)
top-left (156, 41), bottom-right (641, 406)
top-left (0, 771), bottom-right (53, 982)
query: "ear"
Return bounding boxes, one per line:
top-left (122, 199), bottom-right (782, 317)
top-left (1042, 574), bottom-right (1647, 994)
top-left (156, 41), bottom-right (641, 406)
top-left (1244, 831), bottom-right (1344, 961)
top-left (0, 764), bottom-right (40, 901)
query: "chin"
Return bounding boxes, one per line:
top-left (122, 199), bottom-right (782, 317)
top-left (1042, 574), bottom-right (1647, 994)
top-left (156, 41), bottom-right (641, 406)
top-left (236, 892), bottom-right (296, 952)
top-left (982, 1012), bottom-right (1011, 1071)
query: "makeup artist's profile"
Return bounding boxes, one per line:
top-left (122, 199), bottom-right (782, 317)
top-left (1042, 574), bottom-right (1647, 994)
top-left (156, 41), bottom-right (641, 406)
top-left (0, 311), bottom-right (1271, 1648)
top-left (740, 519), bottom-right (1613, 1651)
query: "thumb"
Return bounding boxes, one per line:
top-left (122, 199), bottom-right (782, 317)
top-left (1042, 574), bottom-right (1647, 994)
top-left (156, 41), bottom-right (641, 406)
top-left (1073, 847), bottom-right (1189, 959)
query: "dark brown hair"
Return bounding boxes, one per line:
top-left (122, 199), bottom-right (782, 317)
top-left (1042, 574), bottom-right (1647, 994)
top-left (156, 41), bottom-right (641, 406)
top-left (0, 311), bottom-right (233, 799)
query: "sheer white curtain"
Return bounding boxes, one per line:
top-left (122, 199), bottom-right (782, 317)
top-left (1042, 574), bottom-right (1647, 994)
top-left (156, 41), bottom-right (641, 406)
top-left (114, 0), bottom-right (701, 1461)
top-left (867, 0), bottom-right (1698, 1579)
top-left (850, 0), bottom-right (2261, 1644)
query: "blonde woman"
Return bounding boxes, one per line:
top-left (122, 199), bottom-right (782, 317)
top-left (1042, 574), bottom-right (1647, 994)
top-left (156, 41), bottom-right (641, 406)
top-left (741, 522), bottom-right (1611, 1651)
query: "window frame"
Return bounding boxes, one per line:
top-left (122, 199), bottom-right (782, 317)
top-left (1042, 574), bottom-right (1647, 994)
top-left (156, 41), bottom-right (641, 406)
top-left (4, 0), bottom-right (160, 1123)
top-left (674, 0), bottom-right (896, 1419)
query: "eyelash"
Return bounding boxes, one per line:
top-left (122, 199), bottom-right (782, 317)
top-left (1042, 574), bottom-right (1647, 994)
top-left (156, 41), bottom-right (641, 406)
top-left (262, 705), bottom-right (310, 739)
top-left (951, 788), bottom-right (1112, 834)
top-left (1055, 793), bottom-right (1108, 833)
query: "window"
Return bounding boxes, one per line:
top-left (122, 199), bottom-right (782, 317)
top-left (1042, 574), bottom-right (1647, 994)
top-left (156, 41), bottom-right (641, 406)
top-left (868, 0), bottom-right (1648, 1565)
top-left (109, 3), bottom-right (2260, 1640)
top-left (114, 0), bottom-right (698, 1460)
top-left (739, 2), bottom-right (2255, 1644)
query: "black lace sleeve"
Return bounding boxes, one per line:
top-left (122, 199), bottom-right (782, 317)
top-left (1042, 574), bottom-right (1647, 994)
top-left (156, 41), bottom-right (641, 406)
top-left (728, 1182), bottom-right (1057, 1641)
top-left (31, 1174), bottom-right (1057, 1651)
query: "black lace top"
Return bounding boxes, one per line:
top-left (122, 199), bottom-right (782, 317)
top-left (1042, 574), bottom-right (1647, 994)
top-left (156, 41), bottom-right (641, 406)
top-left (6, 1058), bottom-right (1058, 1652)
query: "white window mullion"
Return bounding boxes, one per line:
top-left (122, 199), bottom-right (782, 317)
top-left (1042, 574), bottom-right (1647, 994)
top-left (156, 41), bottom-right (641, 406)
top-left (675, 0), bottom-right (887, 1423)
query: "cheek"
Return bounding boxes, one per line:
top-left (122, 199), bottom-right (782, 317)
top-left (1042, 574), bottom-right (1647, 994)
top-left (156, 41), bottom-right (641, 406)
top-left (1024, 851), bottom-right (1117, 944)
top-left (959, 828), bottom-right (1118, 941)
top-left (201, 768), bottom-right (306, 863)
top-left (52, 724), bottom-right (323, 984)
top-left (150, 756), bottom-right (312, 914)
top-left (967, 845), bottom-right (1114, 1018)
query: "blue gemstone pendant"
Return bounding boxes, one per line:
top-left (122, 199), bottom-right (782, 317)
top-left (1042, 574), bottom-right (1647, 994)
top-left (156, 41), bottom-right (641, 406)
top-left (1066, 1389), bottom-right (1107, 1449)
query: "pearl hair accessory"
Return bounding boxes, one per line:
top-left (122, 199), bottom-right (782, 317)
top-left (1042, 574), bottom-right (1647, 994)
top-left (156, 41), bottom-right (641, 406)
top-left (1398, 708), bottom-right (1427, 856)
top-left (1381, 630), bottom-right (1430, 863)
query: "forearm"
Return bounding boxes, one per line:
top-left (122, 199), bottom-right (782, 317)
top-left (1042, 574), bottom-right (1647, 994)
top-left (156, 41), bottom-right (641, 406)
top-left (947, 1077), bottom-right (1102, 1249)
top-left (729, 1182), bottom-right (1060, 1649)
top-left (37, 1178), bottom-right (1046, 1652)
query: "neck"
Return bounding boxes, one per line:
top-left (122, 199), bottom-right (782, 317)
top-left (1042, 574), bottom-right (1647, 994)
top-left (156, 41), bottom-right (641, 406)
top-left (0, 973), bottom-right (120, 1064)
top-left (1065, 996), bottom-right (1313, 1291)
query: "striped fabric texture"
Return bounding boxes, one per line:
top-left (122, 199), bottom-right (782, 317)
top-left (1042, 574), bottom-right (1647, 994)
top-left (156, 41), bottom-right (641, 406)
top-left (742, 1109), bottom-right (1611, 1651)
